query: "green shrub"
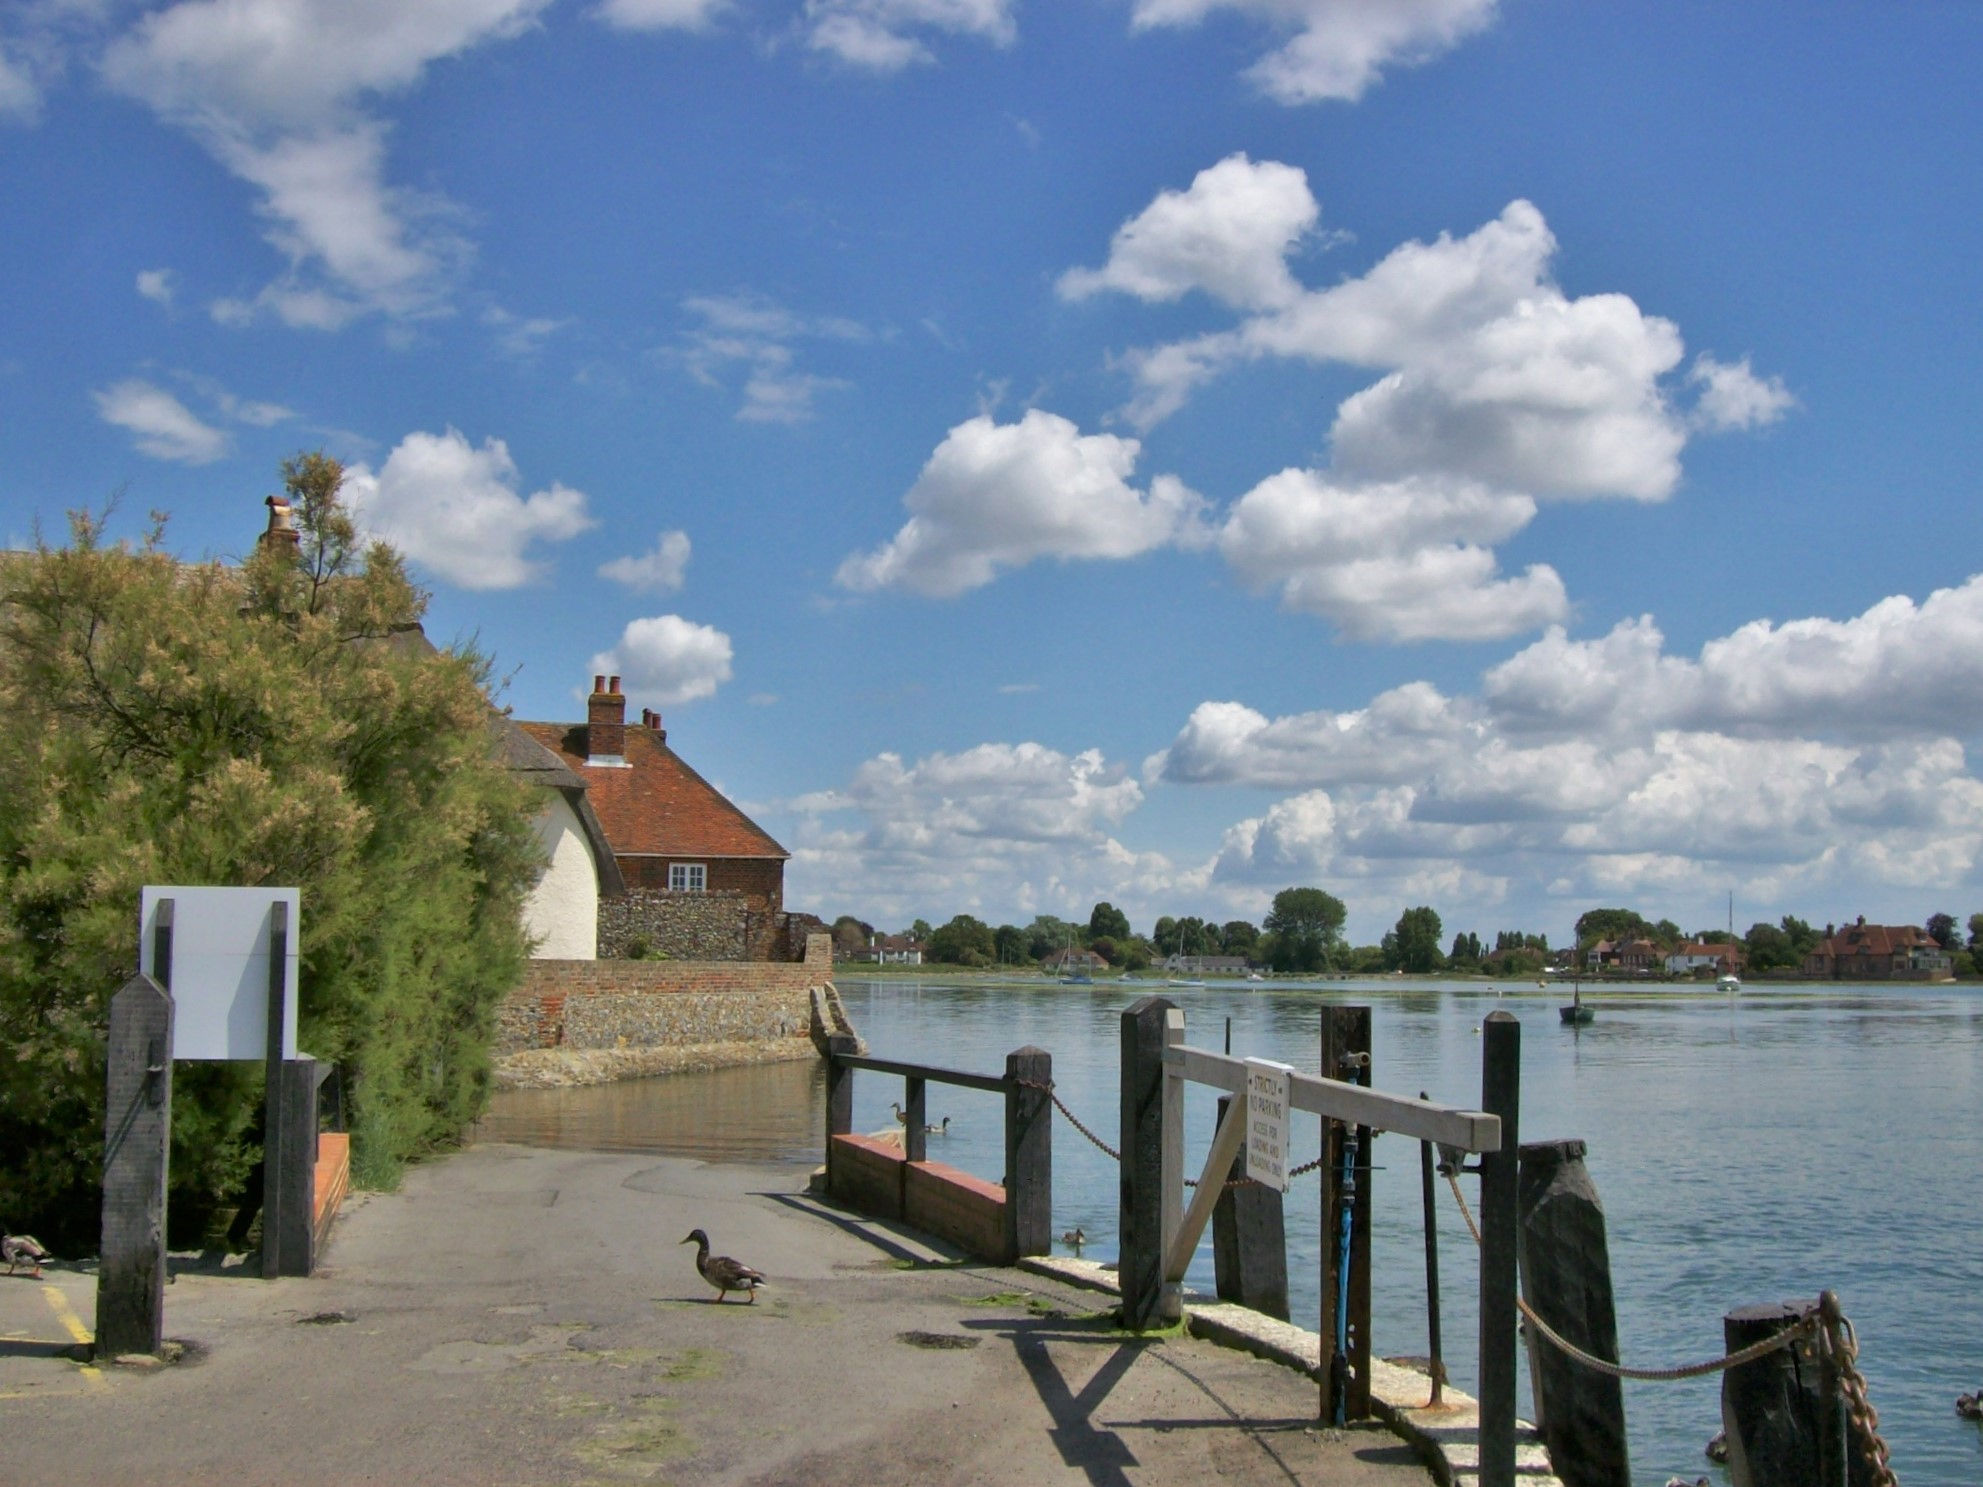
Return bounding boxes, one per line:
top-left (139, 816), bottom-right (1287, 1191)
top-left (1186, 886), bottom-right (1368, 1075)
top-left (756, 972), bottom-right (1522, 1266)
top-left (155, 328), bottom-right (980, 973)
top-left (0, 465), bottom-right (538, 1247)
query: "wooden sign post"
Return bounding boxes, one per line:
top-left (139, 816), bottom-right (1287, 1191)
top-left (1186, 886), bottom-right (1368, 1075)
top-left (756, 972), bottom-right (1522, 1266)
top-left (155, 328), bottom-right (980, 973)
top-left (97, 969), bottom-right (175, 1359)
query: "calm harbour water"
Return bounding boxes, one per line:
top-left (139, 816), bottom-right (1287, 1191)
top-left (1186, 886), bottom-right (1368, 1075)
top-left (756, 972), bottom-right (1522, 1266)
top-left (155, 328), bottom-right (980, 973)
top-left (482, 975), bottom-right (1983, 1487)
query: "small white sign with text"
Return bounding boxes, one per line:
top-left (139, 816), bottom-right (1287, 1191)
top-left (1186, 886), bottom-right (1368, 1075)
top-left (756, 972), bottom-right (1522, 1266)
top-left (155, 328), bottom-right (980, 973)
top-left (1244, 1058), bottom-right (1295, 1193)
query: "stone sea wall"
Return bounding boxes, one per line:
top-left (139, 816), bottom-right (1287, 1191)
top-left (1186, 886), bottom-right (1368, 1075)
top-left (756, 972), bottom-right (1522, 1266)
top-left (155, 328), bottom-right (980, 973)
top-left (493, 934), bottom-right (835, 1087)
top-left (596, 888), bottom-right (752, 961)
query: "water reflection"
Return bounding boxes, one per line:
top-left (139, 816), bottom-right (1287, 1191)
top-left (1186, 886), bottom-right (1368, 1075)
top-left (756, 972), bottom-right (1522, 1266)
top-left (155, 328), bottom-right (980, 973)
top-left (479, 1057), bottom-right (825, 1165)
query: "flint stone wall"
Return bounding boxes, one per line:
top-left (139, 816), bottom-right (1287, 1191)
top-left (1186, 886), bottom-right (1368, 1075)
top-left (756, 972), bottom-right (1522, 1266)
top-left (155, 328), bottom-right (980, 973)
top-left (495, 934), bottom-right (834, 1060)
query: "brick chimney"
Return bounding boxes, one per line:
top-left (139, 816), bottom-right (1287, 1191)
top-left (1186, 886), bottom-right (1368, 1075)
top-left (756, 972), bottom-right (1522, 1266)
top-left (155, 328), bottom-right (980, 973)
top-left (261, 495), bottom-right (300, 557)
top-left (586, 675), bottom-right (628, 766)
top-left (639, 708), bottom-right (667, 744)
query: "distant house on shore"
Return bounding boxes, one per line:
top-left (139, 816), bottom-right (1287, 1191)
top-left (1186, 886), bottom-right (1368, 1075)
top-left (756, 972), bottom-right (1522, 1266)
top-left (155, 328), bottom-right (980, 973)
top-left (1160, 954), bottom-right (1251, 976)
top-left (518, 676), bottom-right (796, 961)
top-left (1799, 918), bottom-right (1954, 980)
top-left (1664, 941), bottom-right (1738, 978)
top-left (1586, 937), bottom-right (1658, 973)
top-left (842, 934), bottom-right (924, 966)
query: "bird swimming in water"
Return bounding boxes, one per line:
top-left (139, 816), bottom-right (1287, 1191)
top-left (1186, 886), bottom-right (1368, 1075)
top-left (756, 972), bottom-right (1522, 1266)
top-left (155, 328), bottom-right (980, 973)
top-left (925, 1116), bottom-right (950, 1135)
top-left (1061, 1227), bottom-right (1086, 1250)
top-left (3, 1234), bottom-right (49, 1278)
top-left (1957, 1390), bottom-right (1982, 1420)
top-left (680, 1229), bottom-right (766, 1304)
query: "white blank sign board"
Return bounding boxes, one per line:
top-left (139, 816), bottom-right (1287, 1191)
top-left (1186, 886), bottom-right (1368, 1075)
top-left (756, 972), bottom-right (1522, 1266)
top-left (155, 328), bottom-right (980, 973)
top-left (139, 886), bottom-right (299, 1062)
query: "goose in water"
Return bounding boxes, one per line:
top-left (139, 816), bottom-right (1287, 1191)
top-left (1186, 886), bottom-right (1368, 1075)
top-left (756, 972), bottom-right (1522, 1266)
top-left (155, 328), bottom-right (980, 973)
top-left (680, 1229), bottom-right (767, 1304)
top-left (925, 1116), bottom-right (950, 1135)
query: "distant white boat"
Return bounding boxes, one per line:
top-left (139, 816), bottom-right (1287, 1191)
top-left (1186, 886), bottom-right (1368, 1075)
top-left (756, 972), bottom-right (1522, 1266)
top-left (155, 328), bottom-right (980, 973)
top-left (1718, 971), bottom-right (1741, 993)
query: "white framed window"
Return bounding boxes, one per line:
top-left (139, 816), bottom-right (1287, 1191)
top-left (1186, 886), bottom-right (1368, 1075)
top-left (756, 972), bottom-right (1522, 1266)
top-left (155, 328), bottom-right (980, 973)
top-left (669, 862), bottom-right (706, 892)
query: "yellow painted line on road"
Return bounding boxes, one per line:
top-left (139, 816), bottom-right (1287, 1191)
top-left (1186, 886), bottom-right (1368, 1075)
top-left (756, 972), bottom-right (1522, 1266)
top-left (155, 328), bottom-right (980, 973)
top-left (40, 1284), bottom-right (106, 1388)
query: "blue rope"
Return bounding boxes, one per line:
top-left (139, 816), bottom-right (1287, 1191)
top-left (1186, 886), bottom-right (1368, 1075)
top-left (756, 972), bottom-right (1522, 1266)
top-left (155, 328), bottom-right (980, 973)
top-left (1333, 1127), bottom-right (1358, 1426)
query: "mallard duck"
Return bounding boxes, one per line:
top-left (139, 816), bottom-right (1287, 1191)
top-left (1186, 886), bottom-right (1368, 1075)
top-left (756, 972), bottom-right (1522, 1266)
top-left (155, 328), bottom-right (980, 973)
top-left (1061, 1227), bottom-right (1086, 1249)
top-left (1704, 1431), bottom-right (1728, 1463)
top-left (2, 1233), bottom-right (49, 1278)
top-left (890, 1102), bottom-right (909, 1126)
top-left (924, 1116), bottom-right (950, 1135)
top-left (680, 1229), bottom-right (766, 1304)
top-left (1957, 1390), bottom-right (1982, 1420)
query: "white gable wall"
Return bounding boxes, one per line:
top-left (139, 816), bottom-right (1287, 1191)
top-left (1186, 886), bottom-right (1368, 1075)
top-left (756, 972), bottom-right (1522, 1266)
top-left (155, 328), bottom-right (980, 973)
top-left (524, 792), bottom-right (599, 960)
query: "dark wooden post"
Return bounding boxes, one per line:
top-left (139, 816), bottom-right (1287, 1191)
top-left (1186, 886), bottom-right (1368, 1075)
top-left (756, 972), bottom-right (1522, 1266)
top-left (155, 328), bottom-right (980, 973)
top-left (823, 1033), bottom-right (858, 1188)
top-left (272, 1058), bottom-right (320, 1277)
top-left (906, 1074), bottom-right (927, 1164)
top-left (1003, 1047), bottom-right (1052, 1263)
top-left (1721, 1300), bottom-right (1868, 1487)
top-left (261, 900), bottom-right (289, 1280)
top-left (97, 972), bottom-right (174, 1359)
top-left (1119, 996), bottom-right (1175, 1331)
top-left (1478, 1010), bottom-right (1522, 1487)
top-left (1319, 1005), bottom-right (1373, 1421)
top-left (1212, 1093), bottom-right (1288, 1319)
top-left (1517, 1139), bottom-right (1629, 1487)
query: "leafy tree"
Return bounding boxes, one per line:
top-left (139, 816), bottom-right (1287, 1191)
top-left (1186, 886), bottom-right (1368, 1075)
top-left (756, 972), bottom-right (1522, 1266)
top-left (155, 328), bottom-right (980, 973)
top-left (831, 915), bottom-right (872, 951)
top-left (0, 480), bottom-right (538, 1245)
top-left (1118, 936), bottom-right (1154, 972)
top-left (1926, 912), bottom-right (1957, 949)
top-left (1780, 915), bottom-right (1820, 963)
top-left (1024, 914), bottom-right (1075, 960)
top-left (992, 923), bottom-right (1028, 964)
top-left (1088, 901), bottom-right (1131, 942)
top-left (1151, 915), bottom-right (1179, 955)
top-left (1089, 935), bottom-right (1120, 966)
top-left (1651, 918), bottom-right (1682, 948)
top-left (1173, 915), bottom-right (1210, 957)
top-left (926, 914), bottom-right (994, 965)
top-left (1575, 908), bottom-right (1652, 948)
top-left (1389, 906), bottom-right (1444, 973)
top-left (1219, 920), bottom-right (1259, 958)
top-left (1743, 921), bottom-right (1793, 972)
top-left (908, 918), bottom-right (933, 942)
top-left (1263, 887), bottom-right (1347, 971)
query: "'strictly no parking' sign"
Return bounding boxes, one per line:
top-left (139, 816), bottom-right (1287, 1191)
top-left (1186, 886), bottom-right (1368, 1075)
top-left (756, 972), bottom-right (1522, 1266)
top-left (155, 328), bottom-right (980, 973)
top-left (1244, 1058), bottom-right (1295, 1192)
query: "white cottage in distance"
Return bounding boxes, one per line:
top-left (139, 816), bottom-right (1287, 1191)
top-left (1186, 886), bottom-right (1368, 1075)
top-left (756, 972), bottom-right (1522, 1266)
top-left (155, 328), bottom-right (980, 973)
top-left (495, 717), bottom-right (623, 959)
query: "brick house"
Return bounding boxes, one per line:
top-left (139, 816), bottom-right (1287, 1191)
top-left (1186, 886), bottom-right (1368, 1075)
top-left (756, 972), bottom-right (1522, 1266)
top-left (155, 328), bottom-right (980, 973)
top-left (519, 677), bottom-right (792, 961)
top-left (1664, 941), bottom-right (1738, 977)
top-left (1800, 918), bottom-right (1955, 981)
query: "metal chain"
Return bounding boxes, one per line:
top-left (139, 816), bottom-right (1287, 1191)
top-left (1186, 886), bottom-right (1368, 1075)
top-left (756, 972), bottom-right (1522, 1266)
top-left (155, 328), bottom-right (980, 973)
top-left (1818, 1293), bottom-right (1901, 1487)
top-left (1015, 1077), bottom-right (1326, 1189)
top-left (1443, 1172), bottom-right (1819, 1383)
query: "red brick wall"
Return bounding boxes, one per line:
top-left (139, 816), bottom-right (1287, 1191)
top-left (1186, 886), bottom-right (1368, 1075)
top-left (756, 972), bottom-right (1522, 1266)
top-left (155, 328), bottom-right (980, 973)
top-left (617, 855), bottom-right (783, 913)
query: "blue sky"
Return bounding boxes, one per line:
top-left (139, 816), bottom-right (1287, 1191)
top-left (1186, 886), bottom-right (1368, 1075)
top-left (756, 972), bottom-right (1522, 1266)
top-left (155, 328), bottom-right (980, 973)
top-left (6, 0), bottom-right (1982, 945)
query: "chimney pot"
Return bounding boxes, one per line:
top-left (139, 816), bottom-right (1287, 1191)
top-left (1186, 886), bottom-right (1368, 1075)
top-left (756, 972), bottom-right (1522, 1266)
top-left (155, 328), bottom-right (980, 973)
top-left (586, 673), bottom-right (627, 764)
top-left (609, 675), bottom-right (621, 695)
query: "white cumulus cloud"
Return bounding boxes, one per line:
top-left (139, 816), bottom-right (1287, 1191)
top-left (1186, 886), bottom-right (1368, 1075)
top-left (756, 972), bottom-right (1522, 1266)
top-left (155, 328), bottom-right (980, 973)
top-left (804, 0), bottom-right (1016, 71)
top-left (93, 379), bottom-right (229, 464)
top-left (599, 530), bottom-right (692, 593)
top-left (342, 428), bottom-right (594, 589)
top-left (1688, 353), bottom-right (1797, 432)
top-left (1215, 468), bottom-right (1565, 640)
top-left (1128, 0), bottom-right (1499, 105)
top-left (100, 0), bottom-right (547, 327)
top-left (835, 409), bottom-right (1209, 597)
top-left (1058, 154), bottom-right (1319, 312)
top-left (593, 614), bottom-right (734, 705)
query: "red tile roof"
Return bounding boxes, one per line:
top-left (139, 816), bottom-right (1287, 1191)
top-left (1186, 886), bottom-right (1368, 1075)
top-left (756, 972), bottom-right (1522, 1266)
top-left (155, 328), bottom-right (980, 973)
top-left (516, 719), bottom-right (788, 861)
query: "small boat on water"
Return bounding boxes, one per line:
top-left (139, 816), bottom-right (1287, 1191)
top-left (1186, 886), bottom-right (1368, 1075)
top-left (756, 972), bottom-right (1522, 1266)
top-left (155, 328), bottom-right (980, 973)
top-left (1559, 986), bottom-right (1593, 1025)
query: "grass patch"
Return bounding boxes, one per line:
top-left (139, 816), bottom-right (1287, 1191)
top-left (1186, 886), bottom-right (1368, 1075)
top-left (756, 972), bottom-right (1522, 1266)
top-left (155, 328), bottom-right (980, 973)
top-left (662, 1348), bottom-right (721, 1381)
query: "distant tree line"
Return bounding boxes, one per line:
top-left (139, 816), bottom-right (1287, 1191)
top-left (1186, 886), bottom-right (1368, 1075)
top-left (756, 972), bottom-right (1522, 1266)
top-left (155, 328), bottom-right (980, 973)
top-left (829, 897), bottom-right (1983, 980)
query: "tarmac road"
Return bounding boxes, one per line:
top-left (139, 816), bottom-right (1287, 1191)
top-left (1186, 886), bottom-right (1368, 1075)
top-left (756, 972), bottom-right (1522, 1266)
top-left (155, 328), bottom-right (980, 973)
top-left (1, 1142), bottom-right (1435, 1486)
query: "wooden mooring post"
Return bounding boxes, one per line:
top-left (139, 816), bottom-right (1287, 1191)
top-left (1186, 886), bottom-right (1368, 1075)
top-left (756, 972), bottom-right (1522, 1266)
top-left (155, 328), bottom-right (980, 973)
top-left (1003, 1047), bottom-right (1052, 1262)
top-left (1119, 996), bottom-right (1180, 1330)
top-left (97, 971), bottom-right (174, 1359)
top-left (1478, 1010), bottom-right (1522, 1487)
top-left (1211, 1092), bottom-right (1288, 1319)
top-left (1721, 1297), bottom-right (1870, 1487)
top-left (1318, 1005), bottom-right (1373, 1422)
top-left (1516, 1138), bottom-right (1629, 1487)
